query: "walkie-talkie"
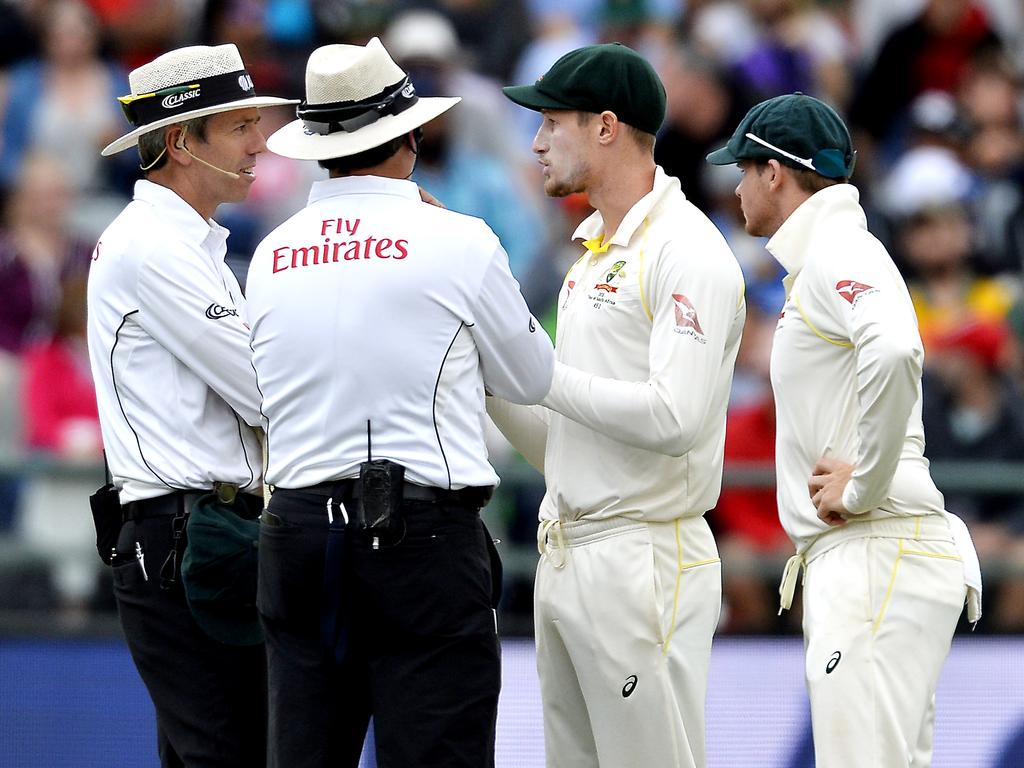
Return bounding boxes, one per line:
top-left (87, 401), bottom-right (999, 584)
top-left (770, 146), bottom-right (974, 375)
top-left (356, 420), bottom-right (405, 544)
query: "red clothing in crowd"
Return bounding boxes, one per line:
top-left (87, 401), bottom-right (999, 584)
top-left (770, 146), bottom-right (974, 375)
top-left (715, 399), bottom-right (788, 551)
top-left (23, 338), bottom-right (100, 454)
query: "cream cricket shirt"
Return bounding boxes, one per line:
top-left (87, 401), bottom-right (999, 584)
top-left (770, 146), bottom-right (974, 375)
top-left (489, 166), bottom-right (746, 523)
top-left (87, 181), bottom-right (263, 504)
top-left (245, 175), bottom-right (553, 490)
top-left (767, 184), bottom-right (946, 551)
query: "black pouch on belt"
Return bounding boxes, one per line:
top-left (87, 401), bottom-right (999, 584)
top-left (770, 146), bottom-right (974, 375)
top-left (89, 453), bottom-right (121, 565)
top-left (354, 459), bottom-right (405, 539)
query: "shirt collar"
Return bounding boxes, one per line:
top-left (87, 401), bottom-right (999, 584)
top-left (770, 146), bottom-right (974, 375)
top-left (572, 165), bottom-right (680, 253)
top-left (308, 174), bottom-right (421, 205)
top-left (132, 179), bottom-right (228, 252)
top-left (766, 183), bottom-right (864, 278)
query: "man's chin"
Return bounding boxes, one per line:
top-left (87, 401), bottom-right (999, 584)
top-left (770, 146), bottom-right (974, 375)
top-left (544, 180), bottom-right (576, 199)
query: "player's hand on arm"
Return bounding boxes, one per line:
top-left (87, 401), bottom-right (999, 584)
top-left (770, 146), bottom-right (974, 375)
top-left (808, 457), bottom-right (854, 526)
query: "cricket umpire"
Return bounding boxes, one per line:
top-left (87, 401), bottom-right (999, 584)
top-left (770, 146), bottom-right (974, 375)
top-left (707, 93), bottom-right (982, 767)
top-left (490, 44), bottom-right (746, 767)
top-left (245, 39), bottom-right (554, 768)
top-left (88, 44), bottom-right (294, 766)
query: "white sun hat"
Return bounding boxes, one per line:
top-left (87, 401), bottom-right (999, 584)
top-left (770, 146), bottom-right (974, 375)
top-left (102, 43), bottom-right (298, 156)
top-left (266, 37), bottom-right (460, 161)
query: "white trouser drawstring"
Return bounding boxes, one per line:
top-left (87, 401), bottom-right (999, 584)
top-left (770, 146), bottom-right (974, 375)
top-left (778, 553), bottom-right (805, 614)
top-left (538, 519), bottom-right (569, 569)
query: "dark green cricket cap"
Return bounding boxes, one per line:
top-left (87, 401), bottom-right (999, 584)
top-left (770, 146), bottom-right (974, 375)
top-left (706, 93), bottom-right (856, 180)
top-left (503, 42), bottom-right (666, 135)
top-left (181, 493), bottom-right (264, 646)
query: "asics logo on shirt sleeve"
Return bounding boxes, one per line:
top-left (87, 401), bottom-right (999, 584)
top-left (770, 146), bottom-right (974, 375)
top-left (205, 303), bottom-right (239, 320)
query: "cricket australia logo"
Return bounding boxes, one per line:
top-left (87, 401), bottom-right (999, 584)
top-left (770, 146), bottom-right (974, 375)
top-left (672, 294), bottom-right (706, 342)
top-left (593, 260), bottom-right (627, 293)
top-left (835, 280), bottom-right (877, 306)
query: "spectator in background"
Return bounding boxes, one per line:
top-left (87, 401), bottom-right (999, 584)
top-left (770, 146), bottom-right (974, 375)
top-left (0, 152), bottom-right (92, 358)
top-left (656, 47), bottom-right (747, 213)
top-left (958, 52), bottom-right (1024, 274)
top-left (714, 284), bottom-right (790, 634)
top-left (885, 152), bottom-right (1016, 356)
top-left (0, 0), bottom-right (128, 239)
top-left (385, 10), bottom-right (550, 280)
top-left (19, 276), bottom-right (103, 624)
top-left (849, 0), bottom-right (1004, 158)
top-left (922, 321), bottom-right (1024, 630)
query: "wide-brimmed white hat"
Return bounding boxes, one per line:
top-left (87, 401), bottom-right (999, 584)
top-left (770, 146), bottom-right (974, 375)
top-left (102, 43), bottom-right (298, 156)
top-left (267, 38), bottom-right (460, 161)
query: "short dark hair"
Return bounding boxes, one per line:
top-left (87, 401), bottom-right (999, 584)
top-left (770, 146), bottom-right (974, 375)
top-left (318, 133), bottom-right (408, 175)
top-left (138, 116), bottom-right (211, 174)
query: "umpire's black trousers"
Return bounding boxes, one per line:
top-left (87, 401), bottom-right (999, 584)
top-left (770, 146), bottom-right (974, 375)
top-left (113, 492), bottom-right (267, 767)
top-left (259, 486), bottom-right (501, 768)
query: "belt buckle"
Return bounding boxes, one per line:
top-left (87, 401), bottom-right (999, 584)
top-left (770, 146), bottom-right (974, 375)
top-left (213, 482), bottom-right (239, 504)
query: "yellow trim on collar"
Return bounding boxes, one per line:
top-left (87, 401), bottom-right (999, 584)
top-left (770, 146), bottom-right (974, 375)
top-left (582, 236), bottom-right (611, 254)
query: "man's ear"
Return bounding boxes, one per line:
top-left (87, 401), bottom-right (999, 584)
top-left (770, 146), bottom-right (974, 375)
top-left (766, 158), bottom-right (785, 190)
top-left (597, 111), bottom-right (619, 145)
top-left (166, 126), bottom-right (189, 164)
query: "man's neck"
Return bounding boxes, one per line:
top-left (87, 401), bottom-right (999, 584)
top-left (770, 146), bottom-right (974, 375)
top-left (587, 159), bottom-right (656, 243)
top-left (147, 171), bottom-right (216, 221)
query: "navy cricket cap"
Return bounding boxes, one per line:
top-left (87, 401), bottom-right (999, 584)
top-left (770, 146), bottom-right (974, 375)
top-left (706, 93), bottom-right (856, 180)
top-left (502, 42), bottom-right (666, 135)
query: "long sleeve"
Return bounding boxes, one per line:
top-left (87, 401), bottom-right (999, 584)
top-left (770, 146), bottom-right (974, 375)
top-left (137, 246), bottom-right (263, 427)
top-left (486, 396), bottom-right (549, 473)
top-left (468, 243), bottom-right (554, 405)
top-left (819, 252), bottom-right (924, 515)
top-left (541, 241), bottom-right (744, 456)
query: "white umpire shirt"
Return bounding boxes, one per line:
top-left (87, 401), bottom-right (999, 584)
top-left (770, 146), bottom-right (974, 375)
top-left (87, 180), bottom-right (263, 503)
top-left (246, 175), bottom-right (554, 490)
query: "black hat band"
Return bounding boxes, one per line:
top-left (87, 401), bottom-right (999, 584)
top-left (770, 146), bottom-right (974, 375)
top-left (298, 76), bottom-right (419, 136)
top-left (118, 70), bottom-right (256, 128)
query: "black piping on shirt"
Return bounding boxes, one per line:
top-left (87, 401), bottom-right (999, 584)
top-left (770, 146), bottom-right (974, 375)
top-left (432, 323), bottom-right (465, 491)
top-left (111, 310), bottom-right (174, 489)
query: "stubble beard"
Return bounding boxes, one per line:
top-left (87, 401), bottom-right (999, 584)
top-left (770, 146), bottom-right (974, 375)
top-left (544, 159), bottom-right (589, 199)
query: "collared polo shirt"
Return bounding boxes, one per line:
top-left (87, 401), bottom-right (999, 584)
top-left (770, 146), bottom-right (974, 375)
top-left (767, 184), bottom-right (946, 551)
top-left (87, 180), bottom-right (263, 503)
top-left (489, 166), bottom-right (746, 523)
top-left (245, 174), bottom-right (553, 490)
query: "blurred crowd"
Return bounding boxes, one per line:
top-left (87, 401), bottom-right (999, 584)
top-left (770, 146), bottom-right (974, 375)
top-left (1, 0), bottom-right (1024, 631)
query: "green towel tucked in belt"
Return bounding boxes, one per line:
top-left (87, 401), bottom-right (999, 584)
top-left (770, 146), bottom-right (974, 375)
top-left (181, 494), bottom-right (264, 646)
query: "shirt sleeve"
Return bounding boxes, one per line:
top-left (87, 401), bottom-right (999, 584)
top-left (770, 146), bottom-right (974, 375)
top-left (815, 246), bottom-right (924, 515)
top-left (136, 243), bottom-right (263, 427)
top-left (467, 242), bottom-right (555, 404)
top-left (542, 240), bottom-right (744, 456)
top-left (485, 396), bottom-right (549, 473)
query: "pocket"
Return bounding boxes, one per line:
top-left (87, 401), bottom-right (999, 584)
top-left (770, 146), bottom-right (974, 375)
top-left (356, 524), bottom-right (493, 639)
top-left (256, 520), bottom-right (323, 631)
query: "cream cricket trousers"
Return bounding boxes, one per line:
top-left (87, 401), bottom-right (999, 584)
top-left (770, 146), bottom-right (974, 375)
top-left (534, 515), bottom-right (721, 768)
top-left (800, 516), bottom-right (967, 768)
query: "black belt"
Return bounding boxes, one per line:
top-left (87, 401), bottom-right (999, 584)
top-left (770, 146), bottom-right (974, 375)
top-left (122, 483), bottom-right (242, 522)
top-left (298, 479), bottom-right (494, 510)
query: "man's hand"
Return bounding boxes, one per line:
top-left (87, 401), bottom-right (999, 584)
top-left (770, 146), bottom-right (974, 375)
top-left (808, 457), bottom-right (854, 526)
top-left (419, 187), bottom-right (446, 208)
